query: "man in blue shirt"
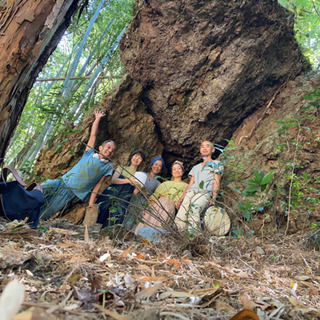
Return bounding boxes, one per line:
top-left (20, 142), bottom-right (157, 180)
top-left (40, 111), bottom-right (115, 220)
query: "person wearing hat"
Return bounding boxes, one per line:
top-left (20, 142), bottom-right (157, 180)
top-left (124, 156), bottom-right (165, 230)
top-left (40, 111), bottom-right (115, 220)
top-left (137, 156), bottom-right (165, 197)
top-left (135, 160), bottom-right (188, 236)
top-left (174, 141), bottom-right (224, 233)
top-left (96, 150), bottom-right (145, 228)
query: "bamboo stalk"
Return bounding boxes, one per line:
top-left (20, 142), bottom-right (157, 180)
top-left (36, 75), bottom-right (122, 82)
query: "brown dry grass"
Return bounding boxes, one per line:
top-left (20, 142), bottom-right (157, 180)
top-left (0, 218), bottom-right (319, 319)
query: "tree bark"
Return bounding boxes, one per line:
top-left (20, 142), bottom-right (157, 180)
top-left (0, 0), bottom-right (83, 163)
top-left (120, 0), bottom-right (310, 166)
top-left (35, 0), bottom-right (311, 176)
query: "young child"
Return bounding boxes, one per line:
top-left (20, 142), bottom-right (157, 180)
top-left (174, 141), bottom-right (223, 232)
top-left (40, 111), bottom-right (115, 220)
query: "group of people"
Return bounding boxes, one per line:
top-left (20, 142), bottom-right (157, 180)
top-left (40, 111), bottom-right (224, 237)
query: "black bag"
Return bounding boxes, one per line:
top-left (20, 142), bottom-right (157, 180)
top-left (0, 167), bottom-right (44, 229)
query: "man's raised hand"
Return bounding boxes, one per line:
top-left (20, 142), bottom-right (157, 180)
top-left (86, 110), bottom-right (106, 151)
top-left (94, 110), bottom-right (106, 120)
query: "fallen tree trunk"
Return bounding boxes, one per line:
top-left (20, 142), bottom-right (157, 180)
top-left (120, 0), bottom-right (310, 165)
top-left (0, 0), bottom-right (83, 163)
top-left (36, 0), bottom-right (310, 175)
top-left (33, 0), bottom-right (319, 231)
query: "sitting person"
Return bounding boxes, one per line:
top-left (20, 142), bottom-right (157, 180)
top-left (40, 111), bottom-right (115, 220)
top-left (135, 160), bottom-right (188, 236)
top-left (96, 150), bottom-right (145, 228)
top-left (174, 141), bottom-right (223, 233)
top-left (124, 156), bottom-right (165, 230)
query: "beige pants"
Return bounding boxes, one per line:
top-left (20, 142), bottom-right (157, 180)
top-left (135, 197), bottom-right (176, 234)
top-left (175, 191), bottom-right (211, 231)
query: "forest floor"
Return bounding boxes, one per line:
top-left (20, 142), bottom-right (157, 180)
top-left (0, 218), bottom-right (319, 320)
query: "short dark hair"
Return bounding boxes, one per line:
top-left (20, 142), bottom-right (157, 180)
top-left (128, 149), bottom-right (146, 164)
top-left (101, 140), bottom-right (116, 147)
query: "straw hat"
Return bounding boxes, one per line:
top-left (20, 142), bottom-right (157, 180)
top-left (204, 206), bottom-right (231, 236)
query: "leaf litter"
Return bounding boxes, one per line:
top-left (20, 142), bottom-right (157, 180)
top-left (0, 217), bottom-right (319, 319)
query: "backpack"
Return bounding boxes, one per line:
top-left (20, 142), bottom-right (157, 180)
top-left (0, 167), bottom-right (44, 229)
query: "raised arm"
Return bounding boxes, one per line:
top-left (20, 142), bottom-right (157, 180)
top-left (86, 111), bottom-right (106, 151)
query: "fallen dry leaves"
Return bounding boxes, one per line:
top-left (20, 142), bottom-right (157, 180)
top-left (0, 218), bottom-right (319, 319)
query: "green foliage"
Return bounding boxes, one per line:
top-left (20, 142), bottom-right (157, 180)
top-left (274, 110), bottom-right (320, 218)
top-left (38, 226), bottom-right (49, 233)
top-left (279, 0), bottom-right (320, 68)
top-left (238, 200), bottom-right (255, 221)
top-left (284, 170), bottom-right (319, 214)
top-left (275, 118), bottom-right (299, 134)
top-left (303, 86), bottom-right (320, 111)
top-left (236, 170), bottom-right (274, 221)
top-left (214, 141), bottom-right (276, 223)
top-left (232, 228), bottom-right (243, 238)
top-left (269, 254), bottom-right (280, 262)
top-left (220, 139), bottom-right (243, 184)
top-left (244, 169), bottom-right (274, 196)
top-left (5, 0), bottom-right (134, 171)
top-left (19, 160), bottom-right (34, 177)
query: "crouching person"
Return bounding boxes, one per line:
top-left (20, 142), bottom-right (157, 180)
top-left (40, 111), bottom-right (115, 220)
top-left (174, 141), bottom-right (223, 233)
top-left (135, 161), bottom-right (188, 242)
top-left (96, 150), bottom-right (145, 228)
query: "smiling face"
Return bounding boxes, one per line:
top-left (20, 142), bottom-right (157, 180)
top-left (151, 160), bottom-right (162, 175)
top-left (200, 141), bottom-right (214, 158)
top-left (131, 153), bottom-right (143, 167)
top-left (171, 163), bottom-right (183, 179)
top-left (98, 141), bottom-right (116, 159)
